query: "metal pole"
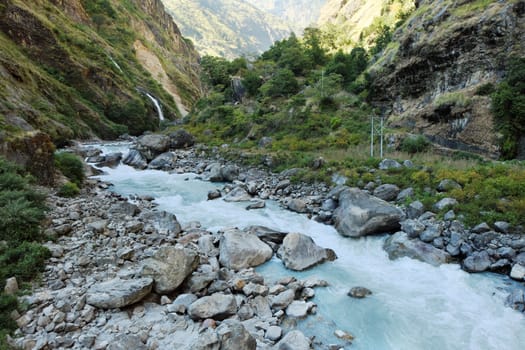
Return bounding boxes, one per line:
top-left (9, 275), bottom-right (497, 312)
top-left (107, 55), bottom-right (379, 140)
top-left (380, 116), bottom-right (384, 159)
top-left (370, 115), bottom-right (374, 157)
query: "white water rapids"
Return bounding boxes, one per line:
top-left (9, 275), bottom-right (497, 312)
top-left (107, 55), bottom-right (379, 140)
top-left (94, 143), bottom-right (525, 350)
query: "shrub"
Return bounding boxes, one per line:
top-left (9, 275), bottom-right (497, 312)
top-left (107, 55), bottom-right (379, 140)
top-left (54, 152), bottom-right (85, 186)
top-left (0, 242), bottom-right (50, 286)
top-left (57, 182), bottom-right (80, 197)
top-left (400, 135), bottom-right (430, 154)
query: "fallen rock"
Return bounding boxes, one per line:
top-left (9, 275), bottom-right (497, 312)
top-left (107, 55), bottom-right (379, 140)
top-left (277, 233), bottom-right (332, 271)
top-left (274, 330), bottom-right (311, 350)
top-left (219, 228), bottom-right (273, 270)
top-left (122, 149), bottom-right (147, 169)
top-left (188, 293), bottom-right (237, 320)
top-left (141, 246), bottom-right (199, 294)
top-left (333, 187), bottom-right (404, 237)
top-left (136, 134), bottom-right (170, 160)
top-left (347, 287), bottom-right (372, 299)
top-left (287, 198), bottom-right (308, 213)
top-left (169, 129), bottom-right (195, 149)
top-left (463, 251), bottom-right (492, 272)
top-left (373, 184), bottom-right (400, 202)
top-left (148, 152), bottom-right (177, 170)
top-left (383, 232), bottom-right (451, 267)
top-left (510, 264), bottom-right (525, 281)
top-left (86, 277), bottom-right (153, 309)
top-left (223, 187), bottom-right (252, 202)
top-left (217, 319), bottom-right (256, 350)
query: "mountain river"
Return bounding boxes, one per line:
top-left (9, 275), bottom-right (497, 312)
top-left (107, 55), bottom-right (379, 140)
top-left (94, 143), bottom-right (525, 350)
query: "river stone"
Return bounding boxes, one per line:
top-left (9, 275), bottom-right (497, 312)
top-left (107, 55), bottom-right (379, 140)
top-left (108, 334), bottom-right (147, 350)
top-left (4, 277), bottom-right (18, 295)
top-left (217, 319), bottom-right (256, 350)
top-left (373, 184), bottom-right (400, 201)
top-left (219, 228), bottom-right (273, 270)
top-left (333, 187), bottom-right (405, 237)
top-left (287, 198), bottom-right (308, 213)
top-left (270, 289), bottom-right (296, 310)
top-left (397, 187), bottom-right (415, 202)
top-left (463, 251), bottom-right (491, 272)
top-left (400, 219), bottom-right (426, 238)
top-left (95, 152), bottom-right (122, 168)
top-left (246, 200), bottom-right (265, 210)
top-left (407, 201), bottom-right (425, 219)
top-left (122, 149), bottom-right (147, 169)
top-left (168, 293), bottom-right (198, 314)
top-left (139, 210), bottom-right (181, 234)
top-left (188, 293), bottom-right (237, 320)
top-left (208, 189), bottom-right (222, 200)
top-left (191, 328), bottom-right (220, 350)
top-left (286, 300), bottom-right (311, 318)
top-left (141, 246), bottom-right (199, 294)
top-left (136, 134), bottom-right (170, 160)
top-left (277, 233), bottom-right (331, 271)
top-left (244, 226), bottom-right (287, 246)
top-left (383, 232), bottom-right (451, 266)
top-left (510, 264), bottom-right (525, 280)
top-left (86, 277), bottom-right (153, 309)
top-left (223, 187), bottom-right (252, 202)
top-left (220, 165), bottom-right (239, 182)
top-left (148, 152), bottom-right (177, 170)
top-left (348, 287), bottom-right (372, 299)
top-left (266, 325), bottom-right (283, 341)
top-left (274, 330), bottom-right (311, 350)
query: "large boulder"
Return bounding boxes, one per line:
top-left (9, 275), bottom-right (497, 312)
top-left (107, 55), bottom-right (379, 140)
top-left (277, 233), bottom-right (333, 271)
top-left (148, 152), bottom-right (177, 170)
top-left (383, 232), bottom-right (451, 267)
top-left (219, 229), bottom-right (273, 270)
top-left (333, 187), bottom-right (405, 237)
top-left (95, 152), bottom-right (122, 168)
top-left (122, 149), bottom-right (147, 169)
top-left (169, 129), bottom-right (195, 149)
top-left (141, 246), bottom-right (199, 294)
top-left (273, 330), bottom-right (311, 350)
top-left (463, 251), bottom-right (491, 272)
top-left (136, 134), bottom-right (170, 160)
top-left (216, 320), bottom-right (256, 350)
top-left (86, 277), bottom-right (153, 309)
top-left (223, 187), bottom-right (252, 202)
top-left (188, 293), bottom-right (238, 320)
top-left (139, 210), bottom-right (182, 234)
top-left (373, 184), bottom-right (400, 202)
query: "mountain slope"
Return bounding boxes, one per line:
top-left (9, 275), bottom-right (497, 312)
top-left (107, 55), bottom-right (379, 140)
top-left (0, 0), bottom-right (201, 145)
top-left (162, 0), bottom-right (291, 59)
top-left (244, 0), bottom-right (327, 34)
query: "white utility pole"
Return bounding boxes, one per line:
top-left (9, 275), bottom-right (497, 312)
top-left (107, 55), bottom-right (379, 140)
top-left (370, 114), bottom-right (385, 159)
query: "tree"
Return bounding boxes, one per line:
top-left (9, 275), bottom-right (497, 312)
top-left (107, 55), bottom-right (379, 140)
top-left (259, 68), bottom-right (299, 97)
top-left (303, 27), bottom-right (327, 66)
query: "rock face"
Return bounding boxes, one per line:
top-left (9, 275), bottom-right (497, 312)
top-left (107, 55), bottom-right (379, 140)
top-left (370, 0), bottom-right (525, 158)
top-left (86, 278), bottom-right (153, 309)
top-left (141, 246), bottom-right (199, 294)
top-left (384, 232), bottom-right (451, 267)
top-left (188, 293), bottom-right (238, 320)
top-left (277, 233), bottom-right (332, 271)
top-left (219, 229), bottom-right (273, 270)
top-left (333, 187), bottom-right (405, 237)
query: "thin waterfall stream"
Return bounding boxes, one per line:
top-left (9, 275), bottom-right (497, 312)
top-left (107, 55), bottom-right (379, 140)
top-left (94, 143), bottom-right (525, 350)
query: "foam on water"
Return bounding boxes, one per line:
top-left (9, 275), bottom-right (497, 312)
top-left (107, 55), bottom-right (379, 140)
top-left (95, 155), bottom-right (525, 350)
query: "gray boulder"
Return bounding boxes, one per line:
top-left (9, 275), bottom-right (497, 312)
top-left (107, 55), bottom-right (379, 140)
top-left (287, 198), bottom-right (308, 213)
top-left (273, 330), bottom-right (311, 350)
top-left (122, 149), bottom-right (147, 169)
top-left (223, 187), bottom-right (252, 202)
top-left (169, 129), bottom-right (195, 149)
top-left (379, 159), bottom-right (402, 170)
top-left (141, 246), bottom-right (199, 294)
top-left (206, 163), bottom-right (223, 182)
top-left (220, 165), bottom-right (239, 182)
top-left (108, 335), bottom-right (147, 350)
top-left (217, 320), bottom-right (256, 350)
top-left (86, 277), bottom-right (153, 309)
top-left (383, 232), bottom-right (451, 267)
top-left (463, 251), bottom-right (491, 272)
top-left (400, 219), bottom-right (425, 238)
top-left (219, 228), bottom-right (273, 270)
top-left (277, 233), bottom-right (333, 271)
top-left (373, 184), bottom-right (400, 201)
top-left (434, 198), bottom-right (458, 211)
top-left (95, 152), bottom-right (122, 168)
top-left (333, 187), bottom-right (405, 237)
top-left (148, 152), bottom-right (177, 170)
top-left (348, 287), bottom-right (372, 299)
top-left (407, 201), bottom-right (425, 219)
top-left (136, 134), bottom-right (170, 160)
top-left (188, 293), bottom-right (237, 320)
top-left (139, 210), bottom-right (182, 234)
top-left (437, 179), bottom-right (462, 192)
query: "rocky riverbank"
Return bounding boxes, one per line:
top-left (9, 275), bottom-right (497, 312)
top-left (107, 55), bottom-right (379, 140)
top-left (8, 134), bottom-right (525, 349)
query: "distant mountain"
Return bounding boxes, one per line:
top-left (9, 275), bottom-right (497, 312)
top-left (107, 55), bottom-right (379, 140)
top-left (162, 0), bottom-right (292, 59)
top-left (244, 0), bottom-right (328, 34)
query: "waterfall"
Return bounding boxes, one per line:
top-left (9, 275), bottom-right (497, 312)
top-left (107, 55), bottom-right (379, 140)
top-left (145, 93), bottom-right (165, 122)
top-left (107, 54), bottom-right (123, 73)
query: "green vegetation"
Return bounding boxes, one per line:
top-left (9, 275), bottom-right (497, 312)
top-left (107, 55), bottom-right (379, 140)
top-left (492, 57), bottom-right (525, 160)
top-left (57, 181), bottom-right (80, 197)
top-left (54, 152), bottom-right (85, 186)
top-left (400, 135), bottom-right (431, 154)
top-left (0, 158), bottom-right (50, 348)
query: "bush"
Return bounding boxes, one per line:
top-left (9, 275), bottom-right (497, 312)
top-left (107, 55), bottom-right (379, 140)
top-left (0, 158), bottom-right (46, 243)
top-left (57, 182), bottom-right (80, 197)
top-left (0, 242), bottom-right (50, 286)
top-left (400, 135), bottom-right (430, 154)
top-left (54, 152), bottom-right (85, 186)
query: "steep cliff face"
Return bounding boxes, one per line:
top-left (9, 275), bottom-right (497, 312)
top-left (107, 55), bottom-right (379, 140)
top-left (369, 0), bottom-right (525, 157)
top-left (0, 0), bottom-right (201, 147)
